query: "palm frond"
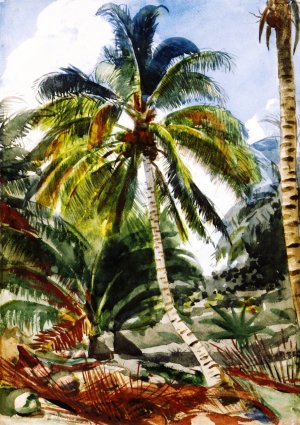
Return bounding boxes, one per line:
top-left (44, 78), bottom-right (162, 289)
top-left (150, 71), bottom-right (225, 110)
top-left (34, 146), bottom-right (90, 207)
top-left (144, 36), bottom-right (199, 95)
top-left (259, 6), bottom-right (269, 43)
top-left (0, 300), bottom-right (59, 332)
top-left (165, 105), bottom-right (248, 143)
top-left (166, 124), bottom-right (260, 191)
top-left (2, 267), bottom-right (83, 314)
top-left (112, 154), bottom-right (140, 232)
top-left (28, 119), bottom-right (90, 162)
top-left (291, 0), bottom-right (300, 53)
top-left (153, 163), bottom-right (189, 241)
top-left (132, 5), bottom-right (169, 75)
top-left (32, 96), bottom-right (104, 130)
top-left (60, 159), bottom-right (114, 223)
top-left (31, 314), bottom-right (90, 351)
top-left (148, 50), bottom-right (231, 108)
top-left (150, 122), bottom-right (191, 187)
top-left (87, 103), bottom-right (120, 148)
top-left (0, 110), bottom-right (35, 147)
top-left (35, 66), bottom-right (117, 101)
top-left (95, 60), bottom-right (137, 99)
top-left (96, 3), bottom-right (133, 54)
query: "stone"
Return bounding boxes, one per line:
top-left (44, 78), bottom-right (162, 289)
top-left (88, 335), bottom-right (113, 360)
top-left (113, 331), bottom-right (143, 356)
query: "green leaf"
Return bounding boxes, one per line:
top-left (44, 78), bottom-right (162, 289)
top-left (0, 300), bottom-right (58, 331)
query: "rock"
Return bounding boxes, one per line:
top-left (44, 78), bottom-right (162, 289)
top-left (0, 388), bottom-right (41, 416)
top-left (114, 332), bottom-right (143, 357)
top-left (88, 335), bottom-right (113, 361)
top-left (51, 372), bottom-right (80, 396)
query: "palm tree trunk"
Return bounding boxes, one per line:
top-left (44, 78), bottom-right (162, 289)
top-left (143, 156), bottom-right (222, 386)
top-left (275, 0), bottom-right (300, 327)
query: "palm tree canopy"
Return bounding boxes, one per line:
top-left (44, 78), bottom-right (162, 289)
top-left (25, 2), bottom-right (260, 243)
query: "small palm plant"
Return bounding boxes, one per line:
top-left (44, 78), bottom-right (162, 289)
top-left (207, 305), bottom-right (266, 349)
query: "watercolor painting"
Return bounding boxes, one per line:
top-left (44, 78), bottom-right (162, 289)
top-left (0, 0), bottom-right (299, 424)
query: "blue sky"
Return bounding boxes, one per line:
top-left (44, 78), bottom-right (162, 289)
top-left (0, 0), bottom-right (299, 270)
top-left (1, 0), bottom-right (299, 140)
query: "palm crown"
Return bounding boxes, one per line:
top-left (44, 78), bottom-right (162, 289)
top-left (28, 3), bottom-right (260, 242)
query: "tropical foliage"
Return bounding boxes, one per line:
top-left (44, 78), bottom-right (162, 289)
top-left (19, 3), bottom-right (261, 386)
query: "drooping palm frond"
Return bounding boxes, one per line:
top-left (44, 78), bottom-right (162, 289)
top-left (291, 0), bottom-right (300, 53)
top-left (132, 5), bottom-right (169, 71)
top-left (29, 120), bottom-right (90, 163)
top-left (166, 124), bottom-right (260, 192)
top-left (150, 71), bottom-right (225, 110)
top-left (87, 102), bottom-right (120, 148)
top-left (154, 164), bottom-right (189, 241)
top-left (32, 95), bottom-right (105, 129)
top-left (150, 123), bottom-right (228, 239)
top-left (165, 105), bottom-right (248, 144)
top-left (258, 6), bottom-right (269, 44)
top-left (144, 37), bottom-right (199, 95)
top-left (148, 50), bottom-right (232, 108)
top-left (0, 300), bottom-right (59, 332)
top-left (35, 66), bottom-right (117, 102)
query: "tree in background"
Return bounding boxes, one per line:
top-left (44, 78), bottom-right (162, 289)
top-left (25, 4), bottom-right (260, 385)
top-left (259, 0), bottom-right (300, 326)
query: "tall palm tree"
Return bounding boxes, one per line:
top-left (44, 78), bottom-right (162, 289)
top-left (26, 4), bottom-right (260, 386)
top-left (259, 0), bottom-right (300, 326)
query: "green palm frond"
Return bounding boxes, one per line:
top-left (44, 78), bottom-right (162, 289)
top-left (96, 3), bottom-right (141, 93)
top-left (150, 123), bottom-right (191, 187)
top-left (153, 164), bottom-right (188, 241)
top-left (60, 159), bottom-right (115, 223)
top-left (148, 51), bottom-right (232, 108)
top-left (150, 123), bottom-right (228, 238)
top-left (165, 105), bottom-right (248, 143)
top-left (0, 300), bottom-right (59, 332)
top-left (32, 96), bottom-right (104, 129)
top-left (29, 118), bottom-right (90, 162)
top-left (112, 154), bottom-right (140, 231)
top-left (150, 72), bottom-right (225, 110)
top-left (159, 158), bottom-right (208, 239)
top-left (0, 110), bottom-right (35, 147)
top-left (34, 146), bottom-right (90, 207)
top-left (166, 124), bottom-right (260, 191)
top-left (95, 60), bottom-right (136, 99)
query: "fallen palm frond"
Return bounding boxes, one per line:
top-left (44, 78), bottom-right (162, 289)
top-left (30, 315), bottom-right (90, 352)
top-left (215, 332), bottom-right (300, 392)
top-left (0, 348), bottom-right (278, 425)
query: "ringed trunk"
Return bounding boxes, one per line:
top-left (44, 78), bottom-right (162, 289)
top-left (275, 0), bottom-right (300, 326)
top-left (143, 156), bottom-right (223, 387)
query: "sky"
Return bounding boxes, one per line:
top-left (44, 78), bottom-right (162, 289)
top-left (0, 0), bottom-right (299, 271)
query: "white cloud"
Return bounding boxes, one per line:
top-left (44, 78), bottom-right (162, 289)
top-left (245, 97), bottom-right (279, 143)
top-left (245, 114), bottom-right (265, 143)
top-left (0, 0), bottom-right (117, 107)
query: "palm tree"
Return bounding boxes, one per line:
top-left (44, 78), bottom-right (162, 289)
top-left (26, 4), bottom-right (260, 386)
top-left (259, 0), bottom-right (300, 326)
